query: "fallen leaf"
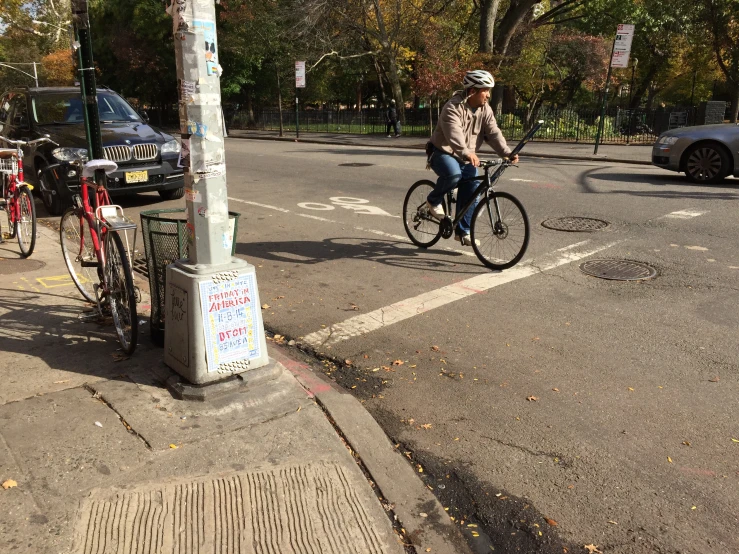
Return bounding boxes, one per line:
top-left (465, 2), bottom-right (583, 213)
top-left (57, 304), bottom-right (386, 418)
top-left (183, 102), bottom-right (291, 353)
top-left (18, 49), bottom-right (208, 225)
top-left (708, 376), bottom-right (720, 382)
top-left (607, 520), bottom-right (618, 525)
top-left (527, 396), bottom-right (539, 402)
top-left (393, 359), bottom-right (404, 366)
top-left (425, 549), bottom-right (431, 552)
top-left (296, 406), bottom-right (301, 412)
top-left (419, 512), bottom-right (428, 518)
top-left (431, 345), bottom-right (440, 352)
top-left (344, 359), bottom-right (353, 365)
top-left (261, 304), bottom-right (270, 309)
top-left (682, 441), bottom-right (691, 447)
top-left (552, 388), bottom-right (560, 392)
top-left (628, 387), bottom-right (635, 392)
top-left (584, 545), bottom-right (602, 554)
top-left (1, 479), bottom-right (17, 489)
top-left (53, 380), bottom-right (71, 384)
top-left (545, 518), bottom-right (558, 526)
top-left (732, 438), bottom-right (739, 443)
top-left (169, 444), bottom-right (178, 449)
top-left (420, 423), bottom-right (432, 430)
top-left (94, 421), bottom-right (103, 428)
top-left (363, 354), bottom-right (369, 359)
top-left (667, 456), bottom-right (673, 463)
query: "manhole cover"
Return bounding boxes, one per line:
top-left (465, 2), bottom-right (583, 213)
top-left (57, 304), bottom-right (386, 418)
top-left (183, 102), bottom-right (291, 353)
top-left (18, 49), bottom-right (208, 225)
top-left (580, 259), bottom-right (657, 281)
top-left (338, 162), bottom-right (374, 167)
top-left (0, 258), bottom-right (45, 275)
top-left (542, 217), bottom-right (609, 232)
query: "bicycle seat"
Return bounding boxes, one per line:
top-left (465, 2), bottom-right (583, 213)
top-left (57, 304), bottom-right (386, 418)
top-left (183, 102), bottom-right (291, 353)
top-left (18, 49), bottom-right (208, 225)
top-left (82, 159), bottom-right (118, 178)
top-left (0, 149), bottom-right (18, 159)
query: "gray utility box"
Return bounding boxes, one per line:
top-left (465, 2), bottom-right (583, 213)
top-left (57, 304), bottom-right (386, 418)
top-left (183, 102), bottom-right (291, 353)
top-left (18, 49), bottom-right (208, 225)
top-left (164, 257), bottom-right (269, 384)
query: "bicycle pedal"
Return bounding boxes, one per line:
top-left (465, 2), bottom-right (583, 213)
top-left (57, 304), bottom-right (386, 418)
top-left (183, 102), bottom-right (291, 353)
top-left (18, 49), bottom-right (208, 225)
top-left (81, 260), bottom-right (100, 268)
top-left (78, 310), bottom-right (103, 322)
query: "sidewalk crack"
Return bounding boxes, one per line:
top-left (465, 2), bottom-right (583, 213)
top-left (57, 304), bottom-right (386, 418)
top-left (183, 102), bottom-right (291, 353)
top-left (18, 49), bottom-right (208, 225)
top-left (83, 384), bottom-right (153, 450)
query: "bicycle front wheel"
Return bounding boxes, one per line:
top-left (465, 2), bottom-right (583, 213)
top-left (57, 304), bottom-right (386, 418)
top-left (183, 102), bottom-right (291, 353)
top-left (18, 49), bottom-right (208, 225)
top-left (16, 185), bottom-right (36, 257)
top-left (471, 191), bottom-right (530, 270)
top-left (60, 208), bottom-right (98, 303)
top-left (104, 231), bottom-right (138, 355)
top-left (403, 179), bottom-right (442, 248)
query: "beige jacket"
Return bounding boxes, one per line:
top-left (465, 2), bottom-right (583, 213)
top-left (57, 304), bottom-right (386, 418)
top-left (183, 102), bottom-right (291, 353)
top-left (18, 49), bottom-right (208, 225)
top-left (430, 91), bottom-right (511, 159)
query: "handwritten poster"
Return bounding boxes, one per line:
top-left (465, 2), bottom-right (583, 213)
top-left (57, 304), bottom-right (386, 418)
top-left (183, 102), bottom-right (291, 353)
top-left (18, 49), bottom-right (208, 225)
top-left (199, 274), bottom-right (261, 371)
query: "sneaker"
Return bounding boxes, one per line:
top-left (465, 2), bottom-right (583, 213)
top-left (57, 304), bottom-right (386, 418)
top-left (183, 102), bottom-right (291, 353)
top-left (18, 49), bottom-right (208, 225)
top-left (425, 201), bottom-right (445, 220)
top-left (394, 134), bottom-right (401, 137)
top-left (454, 234), bottom-right (479, 246)
top-left (386, 134), bottom-right (392, 138)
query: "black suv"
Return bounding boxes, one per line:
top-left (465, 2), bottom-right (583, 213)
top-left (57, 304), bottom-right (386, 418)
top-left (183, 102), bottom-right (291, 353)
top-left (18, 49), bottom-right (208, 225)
top-left (0, 87), bottom-right (184, 215)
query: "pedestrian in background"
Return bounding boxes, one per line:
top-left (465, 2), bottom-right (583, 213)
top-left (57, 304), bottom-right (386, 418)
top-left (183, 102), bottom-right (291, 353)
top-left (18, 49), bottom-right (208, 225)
top-left (386, 100), bottom-right (400, 137)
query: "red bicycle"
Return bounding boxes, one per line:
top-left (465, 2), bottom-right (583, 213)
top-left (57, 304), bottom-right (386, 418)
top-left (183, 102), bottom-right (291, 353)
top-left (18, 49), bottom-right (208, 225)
top-left (58, 158), bottom-right (139, 354)
top-left (0, 137), bottom-right (56, 257)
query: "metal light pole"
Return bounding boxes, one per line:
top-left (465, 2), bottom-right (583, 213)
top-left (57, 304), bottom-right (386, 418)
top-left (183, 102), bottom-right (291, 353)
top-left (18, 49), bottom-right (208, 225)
top-left (164, 0), bottom-right (269, 384)
top-left (71, 1), bottom-right (104, 190)
top-left (629, 58), bottom-right (638, 108)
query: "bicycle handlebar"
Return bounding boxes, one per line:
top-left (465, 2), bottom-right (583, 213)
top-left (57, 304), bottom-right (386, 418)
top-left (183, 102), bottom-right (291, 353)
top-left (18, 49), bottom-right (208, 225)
top-left (4, 137), bottom-right (59, 148)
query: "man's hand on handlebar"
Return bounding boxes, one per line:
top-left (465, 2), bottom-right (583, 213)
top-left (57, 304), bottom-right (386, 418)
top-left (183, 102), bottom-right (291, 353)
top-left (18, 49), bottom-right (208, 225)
top-left (507, 154), bottom-right (519, 165)
top-left (463, 152), bottom-right (480, 167)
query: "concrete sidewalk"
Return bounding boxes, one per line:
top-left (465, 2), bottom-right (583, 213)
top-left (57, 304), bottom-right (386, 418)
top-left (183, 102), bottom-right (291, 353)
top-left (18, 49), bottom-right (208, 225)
top-left (225, 129), bottom-right (654, 165)
top-left (0, 223), bottom-right (470, 553)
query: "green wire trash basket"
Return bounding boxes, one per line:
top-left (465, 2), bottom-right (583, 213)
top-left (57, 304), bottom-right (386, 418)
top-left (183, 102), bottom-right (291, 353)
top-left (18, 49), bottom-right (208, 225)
top-left (140, 208), bottom-right (240, 345)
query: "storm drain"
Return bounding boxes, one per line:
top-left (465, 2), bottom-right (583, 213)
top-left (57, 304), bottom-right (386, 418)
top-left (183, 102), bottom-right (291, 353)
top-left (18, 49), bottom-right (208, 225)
top-left (580, 259), bottom-right (657, 281)
top-left (338, 162), bottom-right (374, 167)
top-left (73, 463), bottom-right (394, 554)
top-left (542, 217), bottom-right (609, 232)
top-left (132, 257), bottom-right (149, 279)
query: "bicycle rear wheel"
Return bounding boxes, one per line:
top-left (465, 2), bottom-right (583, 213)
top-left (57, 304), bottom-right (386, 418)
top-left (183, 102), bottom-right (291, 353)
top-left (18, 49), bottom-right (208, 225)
top-left (16, 185), bottom-right (36, 257)
top-left (470, 191), bottom-right (530, 270)
top-left (104, 231), bottom-right (138, 355)
top-left (60, 207), bottom-right (98, 303)
top-left (403, 179), bottom-right (442, 248)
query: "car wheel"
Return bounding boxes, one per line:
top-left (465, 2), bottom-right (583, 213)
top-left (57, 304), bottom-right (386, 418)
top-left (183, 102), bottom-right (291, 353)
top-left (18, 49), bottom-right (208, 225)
top-left (684, 143), bottom-right (730, 184)
top-left (37, 166), bottom-right (63, 215)
top-left (158, 187), bottom-right (185, 200)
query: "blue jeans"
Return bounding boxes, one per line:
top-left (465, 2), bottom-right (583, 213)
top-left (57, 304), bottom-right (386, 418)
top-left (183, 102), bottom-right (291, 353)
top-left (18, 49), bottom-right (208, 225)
top-left (427, 147), bottom-right (479, 236)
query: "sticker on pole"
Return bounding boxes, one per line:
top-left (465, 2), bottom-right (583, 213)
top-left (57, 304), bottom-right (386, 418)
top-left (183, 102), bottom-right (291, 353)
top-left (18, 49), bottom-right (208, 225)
top-left (199, 274), bottom-right (262, 371)
top-left (295, 61), bottom-right (306, 88)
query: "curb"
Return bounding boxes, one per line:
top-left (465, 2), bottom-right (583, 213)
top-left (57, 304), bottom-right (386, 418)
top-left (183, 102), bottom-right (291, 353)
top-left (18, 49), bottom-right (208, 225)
top-left (225, 132), bottom-right (653, 166)
top-left (269, 346), bottom-right (473, 554)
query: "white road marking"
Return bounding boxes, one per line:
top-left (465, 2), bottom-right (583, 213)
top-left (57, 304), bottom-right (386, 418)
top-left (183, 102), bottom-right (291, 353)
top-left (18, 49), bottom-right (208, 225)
top-left (662, 209), bottom-right (707, 219)
top-left (228, 198), bottom-right (290, 213)
top-left (229, 196), bottom-right (474, 256)
top-left (298, 213), bottom-right (337, 223)
top-left (297, 202), bottom-right (335, 210)
top-left (685, 245), bottom-right (709, 251)
top-left (509, 178), bottom-right (534, 182)
top-left (302, 240), bottom-right (618, 347)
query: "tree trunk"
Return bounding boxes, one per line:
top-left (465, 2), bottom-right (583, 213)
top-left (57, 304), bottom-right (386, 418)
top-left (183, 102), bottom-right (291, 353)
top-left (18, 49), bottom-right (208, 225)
top-left (479, 0), bottom-right (501, 53)
top-left (729, 82), bottom-right (739, 123)
top-left (277, 66), bottom-right (284, 137)
top-left (373, 56), bottom-right (387, 105)
top-left (372, 0), bottom-right (404, 121)
top-left (493, 0), bottom-right (539, 59)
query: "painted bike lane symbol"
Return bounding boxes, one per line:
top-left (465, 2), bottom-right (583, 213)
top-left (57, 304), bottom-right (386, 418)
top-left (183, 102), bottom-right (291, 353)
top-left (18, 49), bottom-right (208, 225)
top-left (297, 197), bottom-right (398, 217)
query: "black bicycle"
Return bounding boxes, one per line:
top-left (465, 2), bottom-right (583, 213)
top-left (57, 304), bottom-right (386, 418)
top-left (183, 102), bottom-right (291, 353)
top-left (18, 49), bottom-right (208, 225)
top-left (403, 121), bottom-right (543, 270)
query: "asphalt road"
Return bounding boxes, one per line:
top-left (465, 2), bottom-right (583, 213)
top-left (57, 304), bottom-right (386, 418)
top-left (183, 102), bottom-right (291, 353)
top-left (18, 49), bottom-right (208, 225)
top-left (42, 138), bottom-right (739, 554)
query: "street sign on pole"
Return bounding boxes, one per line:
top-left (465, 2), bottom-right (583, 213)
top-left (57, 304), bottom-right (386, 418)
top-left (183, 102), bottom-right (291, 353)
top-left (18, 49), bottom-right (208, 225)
top-left (611, 24), bottom-right (635, 68)
top-left (295, 61), bottom-right (306, 88)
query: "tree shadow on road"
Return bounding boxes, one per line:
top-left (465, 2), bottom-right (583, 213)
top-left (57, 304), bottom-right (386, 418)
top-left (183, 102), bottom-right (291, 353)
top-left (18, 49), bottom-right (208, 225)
top-left (236, 236), bottom-right (486, 274)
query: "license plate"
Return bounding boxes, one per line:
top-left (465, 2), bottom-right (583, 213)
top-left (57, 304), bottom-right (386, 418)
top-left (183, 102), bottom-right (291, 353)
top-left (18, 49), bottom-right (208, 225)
top-left (125, 170), bottom-right (148, 184)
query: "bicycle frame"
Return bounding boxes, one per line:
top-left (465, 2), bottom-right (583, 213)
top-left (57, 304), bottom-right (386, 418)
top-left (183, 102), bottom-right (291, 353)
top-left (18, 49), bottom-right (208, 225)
top-left (74, 176), bottom-right (111, 275)
top-left (0, 147), bottom-right (28, 230)
top-left (440, 120), bottom-right (544, 228)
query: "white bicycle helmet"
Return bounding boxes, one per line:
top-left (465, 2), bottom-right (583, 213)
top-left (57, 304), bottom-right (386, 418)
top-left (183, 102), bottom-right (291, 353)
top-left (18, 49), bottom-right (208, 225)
top-left (463, 70), bottom-right (495, 89)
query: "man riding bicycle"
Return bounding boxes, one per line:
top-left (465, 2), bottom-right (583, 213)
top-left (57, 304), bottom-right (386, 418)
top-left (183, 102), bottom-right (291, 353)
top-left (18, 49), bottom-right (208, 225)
top-left (426, 70), bottom-right (519, 245)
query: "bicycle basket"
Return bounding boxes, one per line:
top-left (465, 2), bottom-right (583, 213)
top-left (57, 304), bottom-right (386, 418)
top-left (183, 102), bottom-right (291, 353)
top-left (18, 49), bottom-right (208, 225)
top-left (0, 157), bottom-right (18, 175)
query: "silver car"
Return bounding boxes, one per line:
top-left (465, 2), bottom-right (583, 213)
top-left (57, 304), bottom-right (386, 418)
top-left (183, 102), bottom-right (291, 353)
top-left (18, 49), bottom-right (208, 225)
top-left (652, 123), bottom-right (739, 183)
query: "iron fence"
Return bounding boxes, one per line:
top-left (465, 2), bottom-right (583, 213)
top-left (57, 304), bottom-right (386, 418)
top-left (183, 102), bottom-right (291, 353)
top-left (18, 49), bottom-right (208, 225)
top-left (234, 105), bottom-right (698, 144)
